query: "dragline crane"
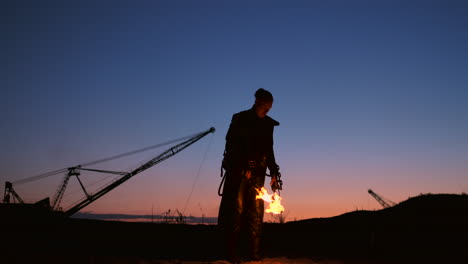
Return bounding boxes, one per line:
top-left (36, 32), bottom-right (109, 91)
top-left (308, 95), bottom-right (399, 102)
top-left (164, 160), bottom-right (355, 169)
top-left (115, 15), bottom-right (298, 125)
top-left (368, 189), bottom-right (396, 209)
top-left (3, 127), bottom-right (215, 217)
top-left (3, 182), bottom-right (24, 204)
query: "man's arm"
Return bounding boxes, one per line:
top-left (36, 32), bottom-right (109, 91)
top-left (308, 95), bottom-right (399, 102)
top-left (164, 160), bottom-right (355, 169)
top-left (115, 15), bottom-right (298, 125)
top-left (267, 126), bottom-right (281, 192)
top-left (223, 114), bottom-right (241, 170)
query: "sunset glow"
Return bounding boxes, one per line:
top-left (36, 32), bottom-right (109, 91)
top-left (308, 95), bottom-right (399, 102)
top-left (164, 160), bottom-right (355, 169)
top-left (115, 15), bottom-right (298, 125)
top-left (3, 1), bottom-right (468, 223)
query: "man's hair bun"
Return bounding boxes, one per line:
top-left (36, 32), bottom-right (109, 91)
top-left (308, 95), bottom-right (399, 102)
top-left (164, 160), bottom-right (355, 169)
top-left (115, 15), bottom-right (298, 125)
top-left (255, 88), bottom-right (273, 102)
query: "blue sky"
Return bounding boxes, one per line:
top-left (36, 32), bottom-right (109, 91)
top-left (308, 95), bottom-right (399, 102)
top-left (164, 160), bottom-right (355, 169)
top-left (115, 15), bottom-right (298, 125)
top-left (2, 0), bottom-right (467, 221)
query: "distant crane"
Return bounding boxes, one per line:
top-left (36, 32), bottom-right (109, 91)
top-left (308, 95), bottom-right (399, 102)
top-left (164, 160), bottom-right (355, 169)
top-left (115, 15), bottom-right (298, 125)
top-left (368, 189), bottom-right (396, 209)
top-left (3, 182), bottom-right (24, 204)
top-left (3, 127), bottom-right (215, 217)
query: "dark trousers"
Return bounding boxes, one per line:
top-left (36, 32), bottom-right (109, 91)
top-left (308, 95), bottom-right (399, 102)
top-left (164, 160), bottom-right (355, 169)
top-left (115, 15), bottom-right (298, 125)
top-left (218, 168), bottom-right (265, 260)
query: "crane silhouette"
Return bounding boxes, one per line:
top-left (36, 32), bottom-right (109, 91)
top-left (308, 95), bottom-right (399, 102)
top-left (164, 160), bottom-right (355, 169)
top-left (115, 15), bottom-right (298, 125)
top-left (368, 189), bottom-right (396, 208)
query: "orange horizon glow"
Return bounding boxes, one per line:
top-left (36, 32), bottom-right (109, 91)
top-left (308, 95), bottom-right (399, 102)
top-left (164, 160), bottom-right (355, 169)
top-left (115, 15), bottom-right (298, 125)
top-left (8, 158), bottom-right (468, 223)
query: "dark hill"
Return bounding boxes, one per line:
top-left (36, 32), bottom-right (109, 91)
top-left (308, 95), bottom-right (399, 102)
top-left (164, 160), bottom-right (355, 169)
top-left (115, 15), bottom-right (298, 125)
top-left (270, 193), bottom-right (468, 263)
top-left (381, 193), bottom-right (468, 216)
top-left (295, 193), bottom-right (468, 224)
top-left (2, 193), bottom-right (467, 264)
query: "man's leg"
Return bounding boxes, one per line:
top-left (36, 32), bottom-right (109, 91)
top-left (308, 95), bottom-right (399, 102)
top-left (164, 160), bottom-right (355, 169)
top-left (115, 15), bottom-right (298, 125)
top-left (246, 185), bottom-right (264, 261)
top-left (225, 177), bottom-right (247, 263)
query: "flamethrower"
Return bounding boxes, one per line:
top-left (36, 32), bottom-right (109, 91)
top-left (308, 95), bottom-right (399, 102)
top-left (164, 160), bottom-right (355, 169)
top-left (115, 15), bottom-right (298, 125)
top-left (256, 187), bottom-right (284, 214)
top-left (257, 169), bottom-right (284, 214)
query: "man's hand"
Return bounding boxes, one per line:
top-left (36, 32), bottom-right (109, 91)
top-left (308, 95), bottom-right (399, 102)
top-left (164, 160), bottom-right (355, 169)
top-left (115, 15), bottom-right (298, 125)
top-left (270, 171), bottom-right (282, 192)
top-left (270, 177), bottom-right (278, 192)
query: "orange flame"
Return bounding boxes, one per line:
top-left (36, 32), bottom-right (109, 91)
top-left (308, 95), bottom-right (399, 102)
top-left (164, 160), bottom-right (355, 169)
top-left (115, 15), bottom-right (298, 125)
top-left (256, 187), bottom-right (284, 214)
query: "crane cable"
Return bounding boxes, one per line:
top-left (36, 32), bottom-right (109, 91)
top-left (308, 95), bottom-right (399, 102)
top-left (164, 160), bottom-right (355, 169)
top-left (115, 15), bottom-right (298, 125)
top-left (11, 132), bottom-right (200, 186)
top-left (182, 132), bottom-right (214, 216)
top-left (12, 168), bottom-right (68, 185)
top-left (65, 130), bottom-right (214, 212)
top-left (80, 133), bottom-right (198, 167)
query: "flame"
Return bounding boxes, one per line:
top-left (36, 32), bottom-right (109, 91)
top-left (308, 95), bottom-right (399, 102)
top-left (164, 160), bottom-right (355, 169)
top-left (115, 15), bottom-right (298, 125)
top-left (256, 187), bottom-right (284, 214)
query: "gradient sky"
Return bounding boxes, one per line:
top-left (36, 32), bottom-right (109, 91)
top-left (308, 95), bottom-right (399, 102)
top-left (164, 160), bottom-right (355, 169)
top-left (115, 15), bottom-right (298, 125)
top-left (2, 0), bottom-right (468, 222)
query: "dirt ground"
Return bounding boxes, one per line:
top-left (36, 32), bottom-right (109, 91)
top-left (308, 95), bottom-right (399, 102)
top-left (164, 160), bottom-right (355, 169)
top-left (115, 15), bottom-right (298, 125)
top-left (7, 255), bottom-right (347, 264)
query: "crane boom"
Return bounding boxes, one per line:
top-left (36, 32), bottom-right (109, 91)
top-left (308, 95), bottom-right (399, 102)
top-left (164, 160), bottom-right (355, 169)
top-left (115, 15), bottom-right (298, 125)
top-left (368, 189), bottom-right (395, 208)
top-left (63, 127), bottom-right (215, 217)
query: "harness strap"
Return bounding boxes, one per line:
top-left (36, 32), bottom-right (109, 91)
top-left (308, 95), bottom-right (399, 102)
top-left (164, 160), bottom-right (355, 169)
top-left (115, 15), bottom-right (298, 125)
top-left (218, 165), bottom-right (226, 196)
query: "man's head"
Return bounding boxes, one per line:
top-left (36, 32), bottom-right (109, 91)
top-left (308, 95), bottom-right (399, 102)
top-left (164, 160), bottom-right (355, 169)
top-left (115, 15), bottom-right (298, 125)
top-left (254, 88), bottom-right (273, 118)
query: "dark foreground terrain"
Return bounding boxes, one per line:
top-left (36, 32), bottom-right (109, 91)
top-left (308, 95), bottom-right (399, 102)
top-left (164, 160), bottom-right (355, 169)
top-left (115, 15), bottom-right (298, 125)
top-left (2, 194), bottom-right (467, 264)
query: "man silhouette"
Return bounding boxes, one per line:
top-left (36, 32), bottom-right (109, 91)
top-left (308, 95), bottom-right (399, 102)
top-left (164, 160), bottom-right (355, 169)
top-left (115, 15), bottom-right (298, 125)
top-left (218, 88), bottom-right (281, 263)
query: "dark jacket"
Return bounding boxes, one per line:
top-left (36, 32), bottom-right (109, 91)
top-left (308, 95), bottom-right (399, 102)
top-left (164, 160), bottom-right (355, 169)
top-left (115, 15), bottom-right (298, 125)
top-left (218, 107), bottom-right (280, 230)
top-left (223, 107), bottom-right (280, 174)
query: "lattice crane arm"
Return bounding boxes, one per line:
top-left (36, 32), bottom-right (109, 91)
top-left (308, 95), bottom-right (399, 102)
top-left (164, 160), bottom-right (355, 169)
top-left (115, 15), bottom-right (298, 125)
top-left (3, 182), bottom-right (24, 204)
top-left (368, 189), bottom-right (396, 209)
top-left (63, 127), bottom-right (215, 217)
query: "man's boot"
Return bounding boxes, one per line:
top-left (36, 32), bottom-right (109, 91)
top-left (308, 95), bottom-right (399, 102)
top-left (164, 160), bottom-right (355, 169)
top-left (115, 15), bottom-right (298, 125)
top-left (249, 235), bottom-right (262, 261)
top-left (226, 232), bottom-right (240, 264)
